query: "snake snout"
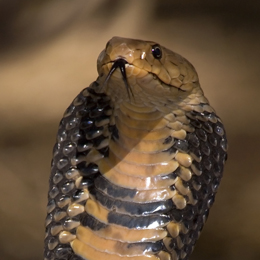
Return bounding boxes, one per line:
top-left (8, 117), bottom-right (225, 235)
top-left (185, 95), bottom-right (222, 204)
top-left (105, 58), bottom-right (134, 99)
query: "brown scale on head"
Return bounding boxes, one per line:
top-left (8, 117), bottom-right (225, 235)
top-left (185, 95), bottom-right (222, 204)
top-left (44, 37), bottom-right (227, 260)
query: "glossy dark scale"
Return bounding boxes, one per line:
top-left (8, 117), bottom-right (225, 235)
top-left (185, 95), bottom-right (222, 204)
top-left (44, 83), bottom-right (112, 260)
top-left (93, 188), bottom-right (174, 215)
top-left (94, 175), bottom-right (138, 199)
top-left (107, 211), bottom-right (171, 229)
top-left (80, 212), bottom-right (108, 230)
top-left (170, 109), bottom-right (227, 259)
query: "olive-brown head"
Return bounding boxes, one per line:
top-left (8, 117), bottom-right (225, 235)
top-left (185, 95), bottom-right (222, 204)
top-left (97, 37), bottom-right (204, 105)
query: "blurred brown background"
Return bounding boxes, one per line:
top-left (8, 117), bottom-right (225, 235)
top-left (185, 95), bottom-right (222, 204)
top-left (0, 1), bottom-right (259, 260)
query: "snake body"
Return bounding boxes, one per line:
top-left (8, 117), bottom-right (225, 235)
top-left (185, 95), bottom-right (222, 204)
top-left (44, 37), bottom-right (228, 260)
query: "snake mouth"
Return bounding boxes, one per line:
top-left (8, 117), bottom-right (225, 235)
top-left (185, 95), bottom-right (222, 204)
top-left (104, 58), bottom-right (134, 99)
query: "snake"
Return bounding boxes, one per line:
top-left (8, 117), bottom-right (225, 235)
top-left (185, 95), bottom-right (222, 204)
top-left (44, 37), bottom-right (228, 260)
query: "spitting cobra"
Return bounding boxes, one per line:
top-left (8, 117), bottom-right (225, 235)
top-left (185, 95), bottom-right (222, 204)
top-left (44, 37), bottom-right (228, 260)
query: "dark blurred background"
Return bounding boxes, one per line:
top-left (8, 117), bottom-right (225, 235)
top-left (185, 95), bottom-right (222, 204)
top-left (0, 1), bottom-right (259, 260)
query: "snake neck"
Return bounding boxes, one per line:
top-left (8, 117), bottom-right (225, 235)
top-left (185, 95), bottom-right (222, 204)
top-left (94, 100), bottom-right (190, 194)
top-left (111, 101), bottom-right (173, 152)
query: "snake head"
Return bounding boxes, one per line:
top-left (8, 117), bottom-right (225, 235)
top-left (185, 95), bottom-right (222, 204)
top-left (97, 37), bottom-right (203, 103)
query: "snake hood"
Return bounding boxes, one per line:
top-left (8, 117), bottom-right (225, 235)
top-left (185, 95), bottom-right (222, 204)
top-left (44, 37), bottom-right (227, 260)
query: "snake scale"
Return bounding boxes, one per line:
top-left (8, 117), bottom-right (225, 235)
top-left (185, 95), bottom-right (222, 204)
top-left (44, 37), bottom-right (228, 260)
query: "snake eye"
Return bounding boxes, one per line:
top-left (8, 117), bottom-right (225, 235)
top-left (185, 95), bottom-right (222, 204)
top-left (151, 44), bottom-right (162, 59)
